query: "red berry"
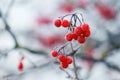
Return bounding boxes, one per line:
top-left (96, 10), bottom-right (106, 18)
top-left (74, 26), bottom-right (83, 35)
top-left (73, 33), bottom-right (78, 40)
top-left (77, 36), bottom-right (86, 44)
top-left (58, 54), bottom-right (67, 62)
top-left (67, 56), bottom-right (73, 64)
top-left (18, 62), bottom-right (24, 71)
top-left (82, 23), bottom-right (89, 31)
top-left (51, 50), bottom-right (58, 57)
top-left (65, 33), bottom-right (73, 41)
top-left (62, 20), bottom-right (70, 28)
top-left (85, 29), bottom-right (91, 37)
top-left (54, 19), bottom-right (61, 27)
top-left (60, 62), bottom-right (68, 68)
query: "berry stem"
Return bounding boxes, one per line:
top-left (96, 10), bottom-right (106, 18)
top-left (58, 42), bottom-right (69, 53)
top-left (63, 47), bottom-right (65, 54)
top-left (70, 42), bottom-right (80, 80)
top-left (0, 2), bottom-right (20, 49)
top-left (60, 13), bottom-right (73, 20)
top-left (60, 67), bottom-right (74, 79)
top-left (74, 14), bottom-right (77, 26)
top-left (73, 55), bottom-right (79, 80)
top-left (79, 13), bottom-right (85, 23)
top-left (74, 14), bottom-right (82, 25)
top-left (70, 42), bottom-right (74, 52)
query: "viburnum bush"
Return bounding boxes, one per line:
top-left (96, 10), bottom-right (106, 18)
top-left (51, 13), bottom-right (91, 80)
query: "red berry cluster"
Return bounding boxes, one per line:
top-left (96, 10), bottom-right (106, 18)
top-left (52, 13), bottom-right (91, 69)
top-left (51, 50), bottom-right (73, 68)
top-left (54, 13), bottom-right (91, 44)
top-left (66, 23), bottom-right (91, 44)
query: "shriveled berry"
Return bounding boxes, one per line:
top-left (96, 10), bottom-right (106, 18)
top-left (77, 36), bottom-right (86, 44)
top-left (62, 20), bottom-right (70, 28)
top-left (74, 26), bottom-right (83, 35)
top-left (60, 62), bottom-right (68, 68)
top-left (54, 19), bottom-right (61, 27)
top-left (65, 33), bottom-right (73, 41)
top-left (67, 56), bottom-right (73, 64)
top-left (58, 54), bottom-right (67, 62)
top-left (51, 50), bottom-right (58, 57)
top-left (18, 62), bottom-right (24, 71)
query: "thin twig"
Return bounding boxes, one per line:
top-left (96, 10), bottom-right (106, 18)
top-left (77, 55), bottom-right (120, 71)
top-left (0, 0), bottom-right (20, 48)
top-left (60, 67), bottom-right (74, 79)
top-left (5, 0), bottom-right (15, 17)
top-left (70, 42), bottom-right (80, 80)
top-left (3, 58), bottom-right (53, 79)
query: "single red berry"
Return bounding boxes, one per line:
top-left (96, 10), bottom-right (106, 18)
top-left (67, 56), bottom-right (73, 64)
top-left (62, 20), bottom-right (70, 28)
top-left (73, 33), bottom-right (78, 40)
top-left (82, 23), bottom-right (89, 31)
top-left (54, 19), bottom-right (61, 27)
top-left (60, 62), bottom-right (68, 68)
top-left (65, 33), bottom-right (73, 41)
top-left (74, 26), bottom-right (83, 36)
top-left (85, 29), bottom-right (91, 37)
top-left (58, 54), bottom-right (67, 62)
top-left (77, 36), bottom-right (86, 44)
top-left (18, 61), bottom-right (24, 71)
top-left (51, 50), bottom-right (58, 57)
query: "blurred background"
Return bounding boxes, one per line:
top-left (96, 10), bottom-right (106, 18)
top-left (0, 0), bottom-right (120, 80)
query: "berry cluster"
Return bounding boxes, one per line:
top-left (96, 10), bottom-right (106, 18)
top-left (51, 50), bottom-right (73, 68)
top-left (54, 13), bottom-right (91, 44)
top-left (67, 23), bottom-right (91, 44)
top-left (52, 13), bottom-right (91, 69)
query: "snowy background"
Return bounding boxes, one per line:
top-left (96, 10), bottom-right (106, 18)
top-left (0, 0), bottom-right (120, 80)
